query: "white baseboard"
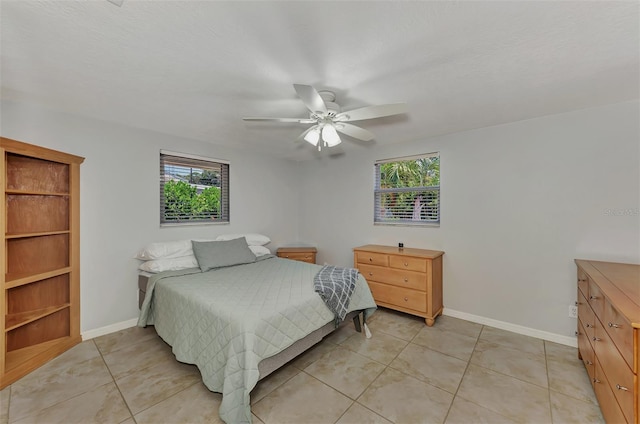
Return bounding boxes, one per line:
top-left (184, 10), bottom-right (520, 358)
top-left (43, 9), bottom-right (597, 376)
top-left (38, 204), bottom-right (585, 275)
top-left (80, 310), bottom-right (577, 348)
top-left (443, 308), bottom-right (577, 348)
top-left (81, 318), bottom-right (138, 341)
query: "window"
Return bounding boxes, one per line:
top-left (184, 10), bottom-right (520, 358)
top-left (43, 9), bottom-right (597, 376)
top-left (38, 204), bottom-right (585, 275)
top-left (160, 150), bottom-right (229, 225)
top-left (374, 153), bottom-right (440, 225)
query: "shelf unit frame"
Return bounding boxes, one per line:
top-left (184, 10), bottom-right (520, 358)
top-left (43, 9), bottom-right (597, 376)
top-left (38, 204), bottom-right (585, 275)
top-left (1, 137), bottom-right (84, 388)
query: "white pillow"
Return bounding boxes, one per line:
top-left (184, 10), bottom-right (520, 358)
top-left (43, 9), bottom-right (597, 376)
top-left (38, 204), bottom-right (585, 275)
top-left (216, 233), bottom-right (271, 246)
top-left (138, 256), bottom-right (199, 273)
top-left (134, 240), bottom-right (193, 260)
top-left (249, 245), bottom-right (271, 257)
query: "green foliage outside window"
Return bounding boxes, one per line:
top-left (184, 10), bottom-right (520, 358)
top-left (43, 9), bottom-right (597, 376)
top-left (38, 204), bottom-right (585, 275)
top-left (163, 180), bottom-right (221, 221)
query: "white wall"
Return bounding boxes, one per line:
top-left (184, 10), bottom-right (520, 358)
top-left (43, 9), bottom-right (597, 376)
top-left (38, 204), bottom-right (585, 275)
top-left (2, 99), bottom-right (638, 342)
top-left (1, 100), bottom-right (300, 333)
top-left (297, 100), bottom-right (640, 340)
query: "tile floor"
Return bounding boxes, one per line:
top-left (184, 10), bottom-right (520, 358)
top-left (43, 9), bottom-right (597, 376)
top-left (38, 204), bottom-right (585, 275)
top-left (1, 308), bottom-right (604, 424)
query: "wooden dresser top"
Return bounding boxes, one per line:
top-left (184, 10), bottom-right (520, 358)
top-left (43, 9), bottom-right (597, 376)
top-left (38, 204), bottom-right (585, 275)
top-left (354, 244), bottom-right (444, 259)
top-left (576, 259), bottom-right (640, 328)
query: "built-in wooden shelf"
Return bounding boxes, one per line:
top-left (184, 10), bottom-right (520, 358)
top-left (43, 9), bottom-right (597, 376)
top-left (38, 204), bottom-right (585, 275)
top-left (5, 230), bottom-right (70, 240)
top-left (5, 189), bottom-right (69, 197)
top-left (5, 268), bottom-right (72, 289)
top-left (1, 137), bottom-right (83, 389)
top-left (5, 303), bottom-right (71, 331)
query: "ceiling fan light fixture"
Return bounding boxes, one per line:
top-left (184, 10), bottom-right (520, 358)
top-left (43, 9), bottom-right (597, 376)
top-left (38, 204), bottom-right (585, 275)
top-left (303, 127), bottom-right (320, 146)
top-left (322, 124), bottom-right (341, 147)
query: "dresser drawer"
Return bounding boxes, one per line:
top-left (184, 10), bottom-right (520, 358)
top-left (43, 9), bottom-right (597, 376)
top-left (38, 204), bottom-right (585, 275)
top-left (577, 268), bottom-right (589, 298)
top-left (588, 280), bottom-right (605, 321)
top-left (595, 322), bottom-right (635, 423)
top-left (388, 255), bottom-right (427, 273)
top-left (367, 281), bottom-right (427, 313)
top-left (577, 319), bottom-right (595, 383)
top-left (358, 264), bottom-right (426, 291)
top-left (594, 358), bottom-right (629, 424)
top-left (577, 290), bottom-right (596, 343)
top-left (603, 299), bottom-right (634, 371)
top-left (278, 252), bottom-right (315, 263)
top-left (355, 251), bottom-right (389, 267)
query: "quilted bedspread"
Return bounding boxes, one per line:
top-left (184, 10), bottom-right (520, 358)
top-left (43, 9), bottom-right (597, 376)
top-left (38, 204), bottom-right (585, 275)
top-left (137, 256), bottom-right (376, 424)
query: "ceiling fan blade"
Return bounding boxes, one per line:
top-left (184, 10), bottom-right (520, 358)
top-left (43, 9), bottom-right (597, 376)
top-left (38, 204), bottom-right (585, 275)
top-left (335, 123), bottom-right (375, 141)
top-left (335, 103), bottom-right (408, 122)
top-left (243, 117), bottom-right (316, 124)
top-left (293, 84), bottom-right (328, 115)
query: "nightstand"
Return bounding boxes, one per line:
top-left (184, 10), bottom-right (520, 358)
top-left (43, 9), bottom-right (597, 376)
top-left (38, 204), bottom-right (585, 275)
top-left (276, 247), bottom-right (317, 264)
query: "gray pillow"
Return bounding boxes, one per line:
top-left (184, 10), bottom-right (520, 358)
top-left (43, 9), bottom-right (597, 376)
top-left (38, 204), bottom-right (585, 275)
top-left (191, 237), bottom-right (256, 272)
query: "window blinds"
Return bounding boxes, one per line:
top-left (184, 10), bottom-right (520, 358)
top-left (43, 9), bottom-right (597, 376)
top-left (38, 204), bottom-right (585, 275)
top-left (160, 151), bottom-right (229, 224)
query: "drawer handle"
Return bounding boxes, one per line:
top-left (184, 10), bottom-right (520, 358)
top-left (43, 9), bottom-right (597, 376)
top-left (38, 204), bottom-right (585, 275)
top-left (404, 297), bottom-right (408, 301)
top-left (285, 255), bottom-right (290, 258)
top-left (369, 257), bottom-right (373, 262)
top-left (593, 378), bottom-right (600, 384)
top-left (578, 278), bottom-right (587, 282)
top-left (592, 337), bottom-right (601, 342)
top-left (589, 295), bottom-right (597, 300)
top-left (586, 360), bottom-right (593, 365)
top-left (403, 278), bottom-right (409, 282)
top-left (404, 262), bottom-right (409, 267)
top-left (616, 384), bottom-right (629, 391)
top-left (368, 272), bottom-right (373, 276)
top-left (607, 322), bottom-right (621, 329)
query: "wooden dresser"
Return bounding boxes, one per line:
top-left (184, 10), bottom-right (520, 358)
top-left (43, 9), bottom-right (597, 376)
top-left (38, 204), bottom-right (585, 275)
top-left (276, 247), bottom-right (317, 264)
top-left (575, 259), bottom-right (640, 424)
top-left (354, 245), bottom-right (444, 326)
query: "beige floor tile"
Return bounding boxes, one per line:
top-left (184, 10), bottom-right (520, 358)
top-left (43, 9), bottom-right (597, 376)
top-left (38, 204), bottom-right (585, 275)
top-left (252, 413), bottom-right (264, 423)
top-left (390, 343), bottom-right (467, 393)
top-left (12, 382), bottom-right (130, 424)
top-left (359, 367), bottom-right (453, 424)
top-left (325, 322), bottom-right (361, 345)
top-left (479, 326), bottom-right (545, 356)
top-left (134, 382), bottom-right (223, 424)
top-left (289, 339), bottom-right (337, 370)
top-left (444, 396), bottom-right (518, 424)
top-left (470, 339), bottom-right (548, 387)
top-left (119, 419), bottom-right (135, 424)
top-left (252, 372), bottom-right (352, 424)
top-left (550, 390), bottom-right (604, 423)
top-left (102, 335), bottom-right (175, 379)
top-left (432, 315), bottom-right (483, 339)
top-left (336, 402), bottom-right (392, 424)
top-left (1, 386), bottom-right (9, 424)
top-left (93, 325), bottom-right (159, 355)
top-left (251, 364), bottom-right (300, 404)
top-left (340, 330), bottom-right (408, 365)
top-left (9, 342), bottom-right (112, 422)
top-left (116, 359), bottom-right (202, 414)
top-left (304, 347), bottom-right (385, 399)
top-left (457, 364), bottom-right (551, 423)
top-left (545, 341), bottom-right (581, 364)
top-left (412, 325), bottom-right (478, 361)
top-left (547, 356), bottom-right (597, 404)
top-left (368, 308), bottom-right (425, 341)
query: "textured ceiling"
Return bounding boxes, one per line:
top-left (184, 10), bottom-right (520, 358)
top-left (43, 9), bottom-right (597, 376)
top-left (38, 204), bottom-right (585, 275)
top-left (1, 1), bottom-right (638, 160)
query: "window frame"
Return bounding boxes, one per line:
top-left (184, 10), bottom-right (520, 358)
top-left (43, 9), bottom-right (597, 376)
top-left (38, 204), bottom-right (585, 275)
top-left (160, 150), bottom-right (230, 226)
top-left (374, 152), bottom-right (440, 227)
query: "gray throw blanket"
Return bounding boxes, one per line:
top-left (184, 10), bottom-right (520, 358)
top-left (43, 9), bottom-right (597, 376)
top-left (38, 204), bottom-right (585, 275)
top-left (314, 265), bottom-right (359, 325)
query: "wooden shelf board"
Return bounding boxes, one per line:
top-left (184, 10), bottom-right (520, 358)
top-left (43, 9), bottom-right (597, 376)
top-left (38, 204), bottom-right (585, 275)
top-left (5, 268), bottom-right (71, 289)
top-left (5, 189), bottom-right (69, 196)
top-left (5, 230), bottom-right (70, 239)
top-left (5, 304), bottom-right (70, 331)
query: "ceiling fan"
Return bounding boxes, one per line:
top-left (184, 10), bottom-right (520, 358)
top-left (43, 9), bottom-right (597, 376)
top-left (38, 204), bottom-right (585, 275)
top-left (243, 84), bottom-right (408, 151)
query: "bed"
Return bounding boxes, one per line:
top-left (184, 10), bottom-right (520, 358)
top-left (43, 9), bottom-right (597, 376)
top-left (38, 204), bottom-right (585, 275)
top-left (137, 254), bottom-right (377, 424)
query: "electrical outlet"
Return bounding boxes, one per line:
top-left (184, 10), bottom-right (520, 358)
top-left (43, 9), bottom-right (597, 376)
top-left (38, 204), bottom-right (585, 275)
top-left (568, 304), bottom-right (578, 318)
